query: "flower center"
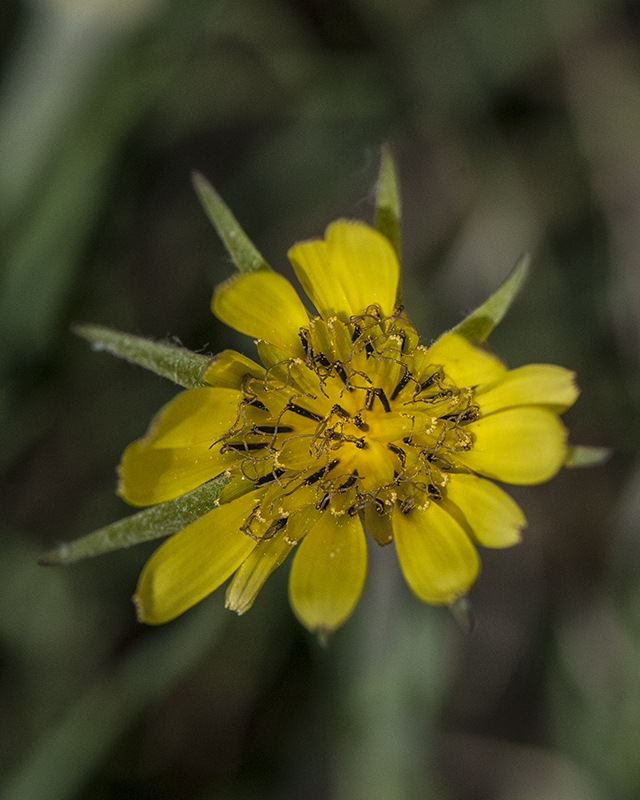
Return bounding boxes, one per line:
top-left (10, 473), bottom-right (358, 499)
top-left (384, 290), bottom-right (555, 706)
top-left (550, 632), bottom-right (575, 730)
top-left (217, 306), bottom-right (479, 539)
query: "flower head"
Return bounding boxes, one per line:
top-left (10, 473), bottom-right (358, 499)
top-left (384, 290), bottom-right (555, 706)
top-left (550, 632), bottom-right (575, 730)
top-left (117, 204), bottom-right (579, 636)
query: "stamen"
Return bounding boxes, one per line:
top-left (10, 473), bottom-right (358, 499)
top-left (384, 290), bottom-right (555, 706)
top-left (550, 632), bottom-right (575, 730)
top-left (303, 458), bottom-right (339, 485)
top-left (331, 404), bottom-right (350, 419)
top-left (286, 402), bottom-right (323, 422)
top-left (338, 470), bottom-right (359, 490)
top-left (353, 415), bottom-right (368, 431)
top-left (223, 441), bottom-right (267, 452)
top-left (264, 518), bottom-right (287, 539)
top-left (253, 425), bottom-right (294, 434)
top-left (387, 443), bottom-right (406, 467)
top-left (390, 369), bottom-right (411, 401)
top-left (254, 468), bottom-right (286, 487)
top-left (365, 387), bottom-right (391, 412)
top-left (335, 363), bottom-right (350, 386)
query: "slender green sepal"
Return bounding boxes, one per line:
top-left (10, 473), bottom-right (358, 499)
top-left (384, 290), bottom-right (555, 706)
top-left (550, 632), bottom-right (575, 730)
top-left (375, 144), bottom-right (402, 263)
top-left (38, 475), bottom-right (231, 565)
top-left (192, 171), bottom-right (271, 274)
top-left (565, 445), bottom-right (612, 468)
top-left (74, 324), bottom-right (211, 388)
top-left (452, 253), bottom-right (530, 343)
top-left (449, 596), bottom-right (475, 632)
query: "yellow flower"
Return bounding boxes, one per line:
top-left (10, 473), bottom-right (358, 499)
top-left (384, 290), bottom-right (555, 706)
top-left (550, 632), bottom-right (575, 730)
top-left (119, 218), bottom-right (578, 637)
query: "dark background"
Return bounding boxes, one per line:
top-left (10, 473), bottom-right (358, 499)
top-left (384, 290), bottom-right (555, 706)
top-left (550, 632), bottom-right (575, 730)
top-left (0, 1), bottom-right (635, 798)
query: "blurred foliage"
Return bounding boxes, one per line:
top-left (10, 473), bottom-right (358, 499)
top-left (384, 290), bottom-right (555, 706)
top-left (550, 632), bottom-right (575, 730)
top-left (0, 0), bottom-right (639, 798)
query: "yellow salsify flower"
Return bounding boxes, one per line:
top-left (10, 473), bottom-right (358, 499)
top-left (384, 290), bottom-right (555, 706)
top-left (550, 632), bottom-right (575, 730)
top-left (116, 217), bottom-right (579, 637)
top-left (42, 151), bottom-right (604, 639)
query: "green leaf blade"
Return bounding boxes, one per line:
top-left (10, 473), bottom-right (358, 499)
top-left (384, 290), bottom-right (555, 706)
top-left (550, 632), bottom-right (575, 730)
top-left (39, 475), bottom-right (231, 565)
top-left (192, 171), bottom-right (271, 275)
top-left (74, 324), bottom-right (211, 388)
top-left (452, 254), bottom-right (530, 343)
top-left (374, 144), bottom-right (402, 265)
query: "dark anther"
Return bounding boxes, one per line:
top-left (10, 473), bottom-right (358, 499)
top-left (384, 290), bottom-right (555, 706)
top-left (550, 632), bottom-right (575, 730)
top-left (364, 340), bottom-right (374, 358)
top-left (264, 518), bottom-right (287, 539)
top-left (338, 470), bottom-right (359, 491)
top-left (390, 369), bottom-right (411, 401)
top-left (419, 371), bottom-right (442, 392)
top-left (443, 406), bottom-right (478, 425)
top-left (254, 468), bottom-right (286, 486)
top-left (286, 402), bottom-right (323, 422)
top-left (299, 329), bottom-right (311, 356)
top-left (400, 497), bottom-right (414, 514)
top-left (355, 438), bottom-right (367, 449)
top-left (304, 466), bottom-right (328, 486)
top-left (253, 425), bottom-right (294, 434)
top-left (387, 443), bottom-right (406, 466)
top-left (351, 323), bottom-right (362, 342)
top-left (365, 387), bottom-right (391, 413)
top-left (457, 406), bottom-right (480, 425)
top-left (223, 441), bottom-right (266, 452)
top-left (374, 498), bottom-right (386, 514)
top-left (353, 415), bottom-right (368, 431)
top-left (303, 458), bottom-right (339, 486)
top-left (317, 493), bottom-right (331, 511)
top-left (335, 363), bottom-right (349, 385)
top-left (315, 353), bottom-right (331, 369)
top-left (245, 397), bottom-right (267, 411)
top-left (427, 484), bottom-right (442, 500)
top-left (332, 404), bottom-right (350, 419)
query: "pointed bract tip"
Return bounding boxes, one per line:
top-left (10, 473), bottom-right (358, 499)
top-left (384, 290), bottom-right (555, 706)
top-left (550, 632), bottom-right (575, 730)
top-left (449, 596), bottom-right (475, 633)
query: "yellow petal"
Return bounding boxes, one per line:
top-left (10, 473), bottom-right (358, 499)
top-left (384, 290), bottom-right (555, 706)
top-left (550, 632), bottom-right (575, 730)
top-left (212, 271), bottom-right (308, 355)
top-left (288, 510), bottom-right (367, 635)
top-left (117, 387), bottom-right (243, 506)
top-left (476, 363), bottom-right (579, 414)
top-left (134, 492), bottom-right (260, 624)
top-left (393, 502), bottom-right (480, 604)
top-left (288, 220), bottom-right (399, 320)
top-left (426, 332), bottom-right (506, 388)
top-left (444, 473), bottom-right (526, 548)
top-left (225, 527), bottom-right (293, 615)
top-left (140, 387), bottom-right (243, 449)
top-left (203, 349), bottom-right (265, 388)
top-left (364, 505), bottom-right (393, 545)
top-left (456, 406), bottom-right (568, 484)
top-left (118, 441), bottom-right (234, 506)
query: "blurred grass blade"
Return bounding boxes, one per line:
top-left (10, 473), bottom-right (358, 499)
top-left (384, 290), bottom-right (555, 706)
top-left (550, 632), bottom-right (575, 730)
top-left (452, 254), bottom-right (530, 343)
top-left (192, 171), bottom-right (271, 274)
top-left (565, 445), bottom-right (612, 468)
top-left (375, 144), bottom-right (402, 264)
top-left (39, 475), bottom-right (231, 565)
top-left (74, 324), bottom-right (211, 388)
top-left (0, 601), bottom-right (227, 800)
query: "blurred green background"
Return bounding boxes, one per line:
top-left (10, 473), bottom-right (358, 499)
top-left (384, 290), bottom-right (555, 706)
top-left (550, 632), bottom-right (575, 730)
top-left (0, 0), bottom-right (636, 798)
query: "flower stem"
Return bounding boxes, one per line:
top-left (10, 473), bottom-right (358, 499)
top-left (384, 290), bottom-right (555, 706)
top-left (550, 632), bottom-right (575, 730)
top-left (332, 541), bottom-right (454, 800)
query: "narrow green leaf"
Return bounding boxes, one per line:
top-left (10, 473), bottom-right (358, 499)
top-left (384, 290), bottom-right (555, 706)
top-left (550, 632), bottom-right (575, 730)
top-left (192, 171), bottom-right (271, 274)
top-left (374, 144), bottom-right (402, 264)
top-left (38, 475), bottom-right (231, 565)
top-left (565, 445), bottom-right (612, 468)
top-left (452, 254), bottom-right (530, 343)
top-left (74, 324), bottom-right (211, 388)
